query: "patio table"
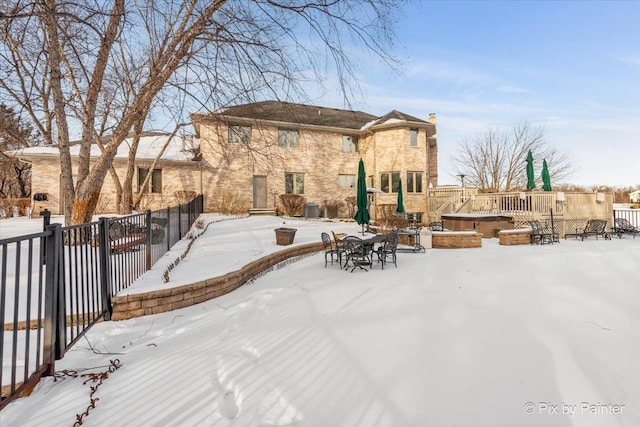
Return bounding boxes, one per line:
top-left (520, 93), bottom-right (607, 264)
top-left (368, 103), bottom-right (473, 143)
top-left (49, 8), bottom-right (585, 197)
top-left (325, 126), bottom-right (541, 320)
top-left (342, 234), bottom-right (387, 271)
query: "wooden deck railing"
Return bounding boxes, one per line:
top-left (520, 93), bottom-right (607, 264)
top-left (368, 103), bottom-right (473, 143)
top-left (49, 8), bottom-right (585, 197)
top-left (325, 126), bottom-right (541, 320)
top-left (424, 190), bottom-right (614, 235)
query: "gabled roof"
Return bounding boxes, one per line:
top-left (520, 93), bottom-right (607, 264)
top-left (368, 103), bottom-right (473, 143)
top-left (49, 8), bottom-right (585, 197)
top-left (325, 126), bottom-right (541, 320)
top-left (197, 100), bottom-right (378, 130)
top-left (7, 132), bottom-right (198, 162)
top-left (362, 109), bottom-right (432, 130)
top-left (193, 101), bottom-right (436, 135)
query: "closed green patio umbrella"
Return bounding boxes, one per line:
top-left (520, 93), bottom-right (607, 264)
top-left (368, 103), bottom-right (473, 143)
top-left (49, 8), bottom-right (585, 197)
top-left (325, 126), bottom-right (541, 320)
top-left (396, 179), bottom-right (405, 214)
top-left (541, 159), bottom-right (552, 191)
top-left (353, 158), bottom-right (370, 234)
top-left (526, 150), bottom-right (536, 190)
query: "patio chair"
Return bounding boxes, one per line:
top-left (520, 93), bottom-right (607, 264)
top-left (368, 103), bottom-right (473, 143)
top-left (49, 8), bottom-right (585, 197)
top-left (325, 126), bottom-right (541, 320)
top-left (342, 236), bottom-right (372, 272)
top-left (611, 218), bottom-right (639, 239)
top-left (527, 220), bottom-right (559, 245)
top-left (376, 231), bottom-right (399, 269)
top-left (321, 232), bottom-right (341, 267)
top-left (576, 219), bottom-right (610, 241)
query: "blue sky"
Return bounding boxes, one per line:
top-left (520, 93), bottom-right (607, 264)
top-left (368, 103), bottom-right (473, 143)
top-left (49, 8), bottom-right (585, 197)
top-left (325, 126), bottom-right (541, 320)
top-left (321, 1), bottom-right (640, 187)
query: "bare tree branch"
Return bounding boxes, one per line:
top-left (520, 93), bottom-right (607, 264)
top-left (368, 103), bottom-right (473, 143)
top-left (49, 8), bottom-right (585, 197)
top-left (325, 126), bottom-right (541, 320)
top-left (453, 122), bottom-right (574, 192)
top-left (1, 0), bottom-right (402, 224)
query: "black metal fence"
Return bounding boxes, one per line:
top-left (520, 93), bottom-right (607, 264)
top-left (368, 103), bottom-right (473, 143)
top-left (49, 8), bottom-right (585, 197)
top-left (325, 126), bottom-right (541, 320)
top-left (0, 195), bottom-right (203, 409)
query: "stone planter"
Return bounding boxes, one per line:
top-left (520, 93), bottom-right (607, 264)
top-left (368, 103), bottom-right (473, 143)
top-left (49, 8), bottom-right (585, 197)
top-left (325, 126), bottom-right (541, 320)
top-left (275, 227), bottom-right (297, 245)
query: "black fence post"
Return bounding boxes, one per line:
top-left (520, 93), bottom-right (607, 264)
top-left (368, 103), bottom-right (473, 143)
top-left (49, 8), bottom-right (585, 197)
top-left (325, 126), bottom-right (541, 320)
top-left (98, 217), bottom-right (113, 321)
top-left (146, 210), bottom-right (152, 270)
top-left (178, 204), bottom-right (183, 239)
top-left (41, 209), bottom-right (51, 229)
top-left (40, 209), bottom-right (51, 265)
top-left (43, 223), bottom-right (62, 375)
top-left (166, 206), bottom-right (171, 251)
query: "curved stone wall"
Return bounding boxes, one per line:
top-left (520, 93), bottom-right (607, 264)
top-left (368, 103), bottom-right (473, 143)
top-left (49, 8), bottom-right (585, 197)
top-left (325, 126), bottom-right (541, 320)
top-left (111, 242), bottom-right (323, 321)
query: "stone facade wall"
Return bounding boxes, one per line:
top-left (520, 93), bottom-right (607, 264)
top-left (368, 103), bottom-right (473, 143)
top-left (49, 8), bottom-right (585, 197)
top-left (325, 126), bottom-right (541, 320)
top-left (432, 231), bottom-right (482, 248)
top-left (198, 119), bottom-right (437, 220)
top-left (199, 122), bottom-right (365, 216)
top-left (364, 127), bottom-right (433, 216)
top-left (30, 158), bottom-right (62, 216)
top-left (28, 156), bottom-right (200, 215)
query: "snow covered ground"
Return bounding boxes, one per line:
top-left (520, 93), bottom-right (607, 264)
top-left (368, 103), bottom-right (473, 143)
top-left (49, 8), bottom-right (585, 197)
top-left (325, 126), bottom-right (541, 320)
top-left (1, 214), bottom-right (639, 426)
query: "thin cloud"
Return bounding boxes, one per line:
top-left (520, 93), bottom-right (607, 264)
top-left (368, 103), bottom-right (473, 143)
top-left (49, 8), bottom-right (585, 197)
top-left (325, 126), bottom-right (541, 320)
top-left (405, 59), bottom-right (495, 86)
top-left (364, 94), bottom-right (544, 117)
top-left (497, 85), bottom-right (530, 94)
top-left (617, 56), bottom-right (640, 67)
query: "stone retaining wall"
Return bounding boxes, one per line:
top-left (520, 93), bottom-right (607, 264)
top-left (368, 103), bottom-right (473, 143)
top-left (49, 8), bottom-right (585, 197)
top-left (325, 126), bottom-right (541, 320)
top-left (432, 231), bottom-right (482, 249)
top-left (111, 242), bottom-right (323, 321)
top-left (498, 228), bottom-right (532, 246)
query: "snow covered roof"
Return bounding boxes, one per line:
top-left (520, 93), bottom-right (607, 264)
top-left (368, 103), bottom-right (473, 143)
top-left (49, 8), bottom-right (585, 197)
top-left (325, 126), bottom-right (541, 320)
top-left (8, 132), bottom-right (199, 162)
top-left (361, 109), bottom-right (432, 131)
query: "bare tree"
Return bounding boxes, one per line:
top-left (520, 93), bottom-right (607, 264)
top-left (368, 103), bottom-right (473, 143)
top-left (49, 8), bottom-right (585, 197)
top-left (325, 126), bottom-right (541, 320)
top-left (0, 103), bottom-right (37, 198)
top-left (0, 0), bottom-right (401, 224)
top-left (453, 123), bottom-right (573, 192)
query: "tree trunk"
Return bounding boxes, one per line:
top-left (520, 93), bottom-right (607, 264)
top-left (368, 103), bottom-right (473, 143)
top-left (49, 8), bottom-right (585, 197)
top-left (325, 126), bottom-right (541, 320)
top-left (121, 118), bottom-right (144, 213)
top-left (70, 189), bottom-right (101, 225)
top-left (41, 0), bottom-right (74, 224)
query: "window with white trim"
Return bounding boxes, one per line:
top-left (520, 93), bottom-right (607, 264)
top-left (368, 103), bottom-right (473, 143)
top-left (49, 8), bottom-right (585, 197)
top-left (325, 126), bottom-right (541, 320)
top-left (138, 167), bottom-right (162, 194)
top-left (228, 125), bottom-right (251, 144)
top-left (338, 174), bottom-right (356, 189)
top-left (285, 172), bottom-right (304, 194)
top-left (380, 172), bottom-right (400, 193)
top-left (410, 129), bottom-right (418, 147)
top-left (406, 171), bottom-right (423, 193)
top-left (278, 129), bottom-right (299, 148)
top-left (342, 135), bottom-right (358, 152)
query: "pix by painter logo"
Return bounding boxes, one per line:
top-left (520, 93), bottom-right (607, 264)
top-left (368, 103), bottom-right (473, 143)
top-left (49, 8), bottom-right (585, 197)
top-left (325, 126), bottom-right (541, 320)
top-left (524, 401), bottom-right (625, 416)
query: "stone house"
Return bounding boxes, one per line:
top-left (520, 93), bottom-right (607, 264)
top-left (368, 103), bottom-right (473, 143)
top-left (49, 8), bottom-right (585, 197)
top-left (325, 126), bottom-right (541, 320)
top-left (12, 131), bottom-right (201, 215)
top-left (192, 101), bottom-right (438, 219)
top-left (12, 101), bottom-right (438, 219)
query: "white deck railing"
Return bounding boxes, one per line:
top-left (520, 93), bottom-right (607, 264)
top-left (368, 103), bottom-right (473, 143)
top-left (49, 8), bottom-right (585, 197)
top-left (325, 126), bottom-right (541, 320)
top-left (425, 189), bottom-right (614, 234)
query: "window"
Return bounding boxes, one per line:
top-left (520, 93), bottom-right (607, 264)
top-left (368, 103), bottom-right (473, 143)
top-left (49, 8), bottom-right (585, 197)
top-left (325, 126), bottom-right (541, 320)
top-left (285, 172), bottom-right (304, 194)
top-left (338, 174), bottom-right (356, 189)
top-left (278, 129), bottom-right (299, 148)
top-left (406, 171), bottom-right (423, 193)
top-left (342, 135), bottom-right (358, 152)
top-left (410, 129), bottom-right (418, 147)
top-left (228, 125), bottom-right (251, 144)
top-left (138, 167), bottom-right (162, 194)
top-left (380, 172), bottom-right (400, 193)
